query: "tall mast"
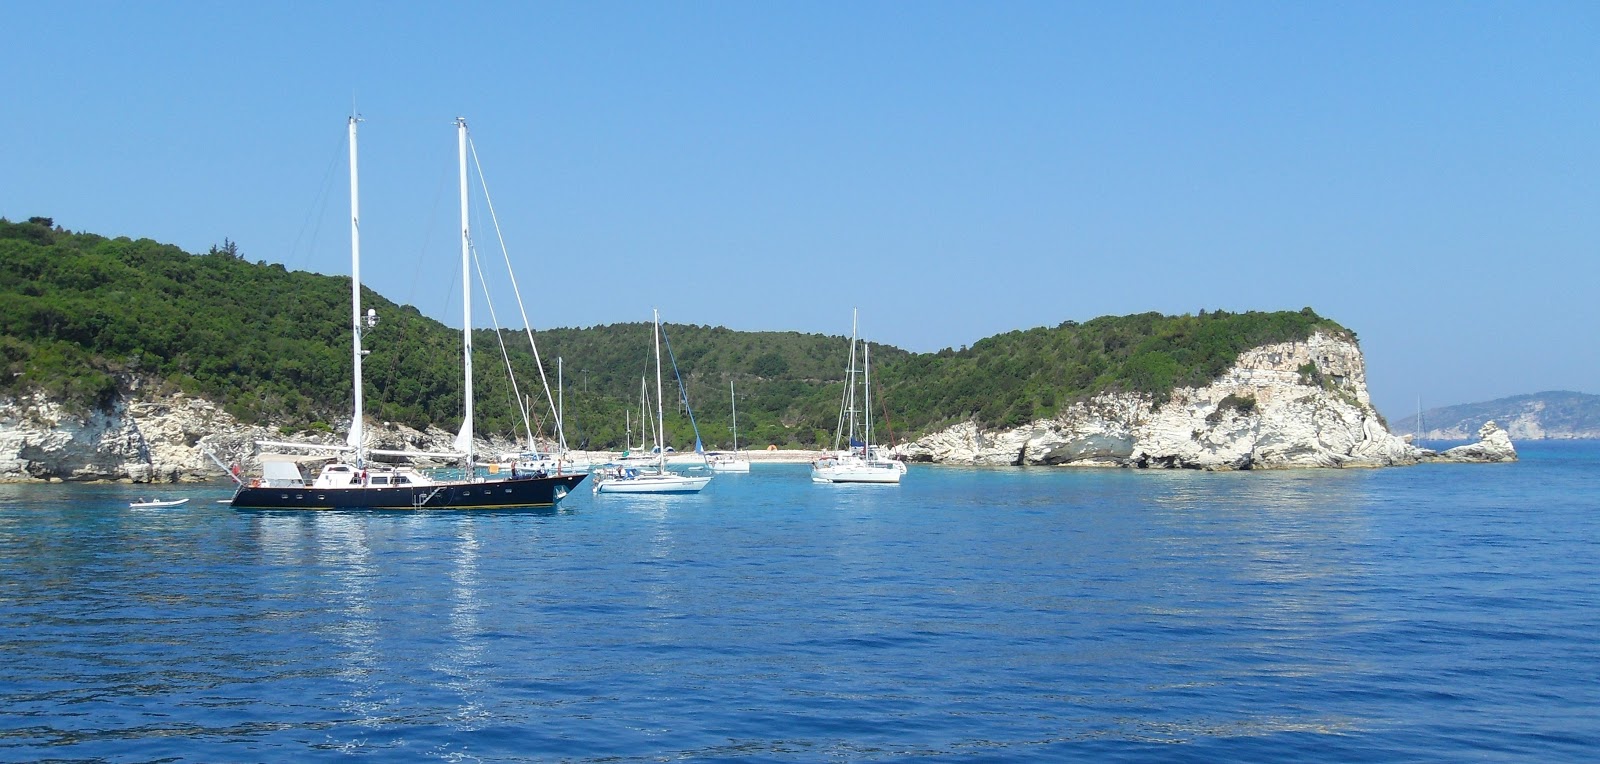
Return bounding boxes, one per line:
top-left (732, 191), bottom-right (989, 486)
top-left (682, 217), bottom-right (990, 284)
top-left (456, 117), bottom-right (475, 472)
top-left (558, 357), bottom-right (566, 452)
top-left (863, 339), bottom-right (873, 455)
top-left (653, 309), bottom-right (666, 470)
top-left (347, 115), bottom-right (365, 463)
top-left (730, 380), bottom-right (738, 454)
top-left (847, 309), bottom-right (859, 448)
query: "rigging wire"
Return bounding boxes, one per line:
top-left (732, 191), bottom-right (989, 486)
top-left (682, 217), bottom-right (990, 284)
top-left (877, 369), bottom-right (899, 447)
top-left (467, 134), bottom-right (564, 450)
top-left (831, 333), bottom-right (857, 452)
top-left (286, 131), bottom-right (346, 271)
top-left (406, 159), bottom-right (451, 307)
top-left (658, 321), bottom-right (705, 453)
top-left (470, 239), bottom-right (537, 450)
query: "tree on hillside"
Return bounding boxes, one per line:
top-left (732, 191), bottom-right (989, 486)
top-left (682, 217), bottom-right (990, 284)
top-left (207, 238), bottom-right (242, 259)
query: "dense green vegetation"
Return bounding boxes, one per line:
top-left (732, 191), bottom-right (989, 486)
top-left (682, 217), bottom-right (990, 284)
top-left (879, 309), bottom-right (1349, 431)
top-left (1, 218), bottom-right (1350, 448)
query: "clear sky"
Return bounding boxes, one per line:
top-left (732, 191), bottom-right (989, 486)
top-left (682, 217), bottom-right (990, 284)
top-left (3, 2), bottom-right (1596, 420)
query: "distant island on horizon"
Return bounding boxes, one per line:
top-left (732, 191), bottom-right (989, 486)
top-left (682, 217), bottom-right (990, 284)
top-left (1391, 391), bottom-right (1600, 441)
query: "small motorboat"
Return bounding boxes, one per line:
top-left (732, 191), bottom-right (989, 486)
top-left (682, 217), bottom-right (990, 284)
top-left (129, 498), bottom-right (190, 509)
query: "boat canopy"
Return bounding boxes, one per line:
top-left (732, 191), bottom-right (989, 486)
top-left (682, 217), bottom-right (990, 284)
top-left (261, 461), bottom-right (308, 486)
top-left (259, 453), bottom-right (337, 464)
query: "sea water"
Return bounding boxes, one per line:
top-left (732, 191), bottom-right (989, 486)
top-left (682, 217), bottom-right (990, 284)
top-left (1, 443), bottom-right (1595, 762)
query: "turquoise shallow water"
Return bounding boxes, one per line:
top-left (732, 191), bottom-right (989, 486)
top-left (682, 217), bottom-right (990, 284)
top-left (1, 443), bottom-right (1597, 762)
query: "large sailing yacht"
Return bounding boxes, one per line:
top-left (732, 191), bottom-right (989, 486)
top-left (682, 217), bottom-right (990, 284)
top-left (229, 117), bottom-right (586, 509)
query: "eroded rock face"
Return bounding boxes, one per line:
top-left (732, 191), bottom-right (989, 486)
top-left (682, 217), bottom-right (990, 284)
top-left (0, 389), bottom-right (268, 483)
top-left (0, 393), bottom-right (146, 482)
top-left (0, 385), bottom-right (526, 484)
top-left (901, 332), bottom-right (1512, 470)
top-left (1421, 421), bottom-right (1518, 463)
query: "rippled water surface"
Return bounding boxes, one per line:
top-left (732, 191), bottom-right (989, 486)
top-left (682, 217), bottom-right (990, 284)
top-left (2, 444), bottom-right (1597, 762)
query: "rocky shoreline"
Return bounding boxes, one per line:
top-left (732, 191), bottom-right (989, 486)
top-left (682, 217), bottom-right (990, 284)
top-left (898, 332), bottom-right (1516, 469)
top-left (0, 332), bottom-right (1514, 483)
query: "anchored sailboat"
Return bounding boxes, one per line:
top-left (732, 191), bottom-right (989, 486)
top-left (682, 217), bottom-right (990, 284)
top-left (592, 310), bottom-right (713, 494)
top-left (812, 310), bottom-right (906, 484)
top-left (230, 116), bottom-right (586, 510)
top-left (706, 381), bottom-right (752, 472)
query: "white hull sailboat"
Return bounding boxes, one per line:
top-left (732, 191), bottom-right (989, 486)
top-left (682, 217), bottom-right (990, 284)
top-left (706, 454), bottom-right (752, 473)
top-left (508, 359), bottom-right (592, 476)
top-left (811, 460), bottom-right (903, 483)
top-left (813, 310), bottom-right (905, 485)
top-left (594, 310), bottom-right (713, 494)
top-left (592, 469), bottom-right (711, 493)
top-left (707, 380), bottom-right (751, 472)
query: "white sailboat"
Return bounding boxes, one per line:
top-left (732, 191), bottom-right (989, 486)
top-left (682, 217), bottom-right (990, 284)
top-left (593, 310), bottom-right (713, 494)
top-left (707, 380), bottom-right (752, 472)
top-left (612, 376), bottom-right (665, 468)
top-left (812, 310), bottom-right (905, 484)
top-left (509, 357), bottom-right (593, 476)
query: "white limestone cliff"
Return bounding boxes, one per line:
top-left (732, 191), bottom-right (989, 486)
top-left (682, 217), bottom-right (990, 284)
top-left (0, 332), bottom-right (1518, 480)
top-left (900, 331), bottom-right (1512, 469)
top-left (0, 384), bottom-right (526, 484)
top-left (1422, 421), bottom-right (1518, 463)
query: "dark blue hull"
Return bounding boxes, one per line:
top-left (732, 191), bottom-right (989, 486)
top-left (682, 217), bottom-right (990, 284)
top-left (230, 473), bottom-right (587, 510)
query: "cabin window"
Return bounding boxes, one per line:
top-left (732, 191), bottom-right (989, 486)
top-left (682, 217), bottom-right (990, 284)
top-left (372, 476), bottom-right (389, 485)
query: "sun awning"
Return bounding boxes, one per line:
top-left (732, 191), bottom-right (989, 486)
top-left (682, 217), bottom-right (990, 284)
top-left (258, 452), bottom-right (339, 464)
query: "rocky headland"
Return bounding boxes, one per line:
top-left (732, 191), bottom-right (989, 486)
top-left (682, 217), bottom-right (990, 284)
top-left (0, 332), bottom-right (1516, 482)
top-left (899, 331), bottom-right (1516, 469)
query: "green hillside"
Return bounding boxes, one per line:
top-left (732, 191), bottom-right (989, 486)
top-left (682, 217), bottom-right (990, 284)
top-left (0, 218), bottom-right (1350, 448)
top-left (879, 309), bottom-right (1350, 431)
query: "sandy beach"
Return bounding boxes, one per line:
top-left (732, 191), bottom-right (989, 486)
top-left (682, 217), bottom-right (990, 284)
top-left (573, 449), bottom-right (821, 465)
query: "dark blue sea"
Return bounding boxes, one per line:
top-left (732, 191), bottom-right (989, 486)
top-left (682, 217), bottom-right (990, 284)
top-left (2, 443), bottom-right (1596, 762)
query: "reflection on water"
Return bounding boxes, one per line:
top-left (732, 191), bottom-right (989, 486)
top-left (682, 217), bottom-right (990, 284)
top-left (440, 519), bottom-right (487, 728)
top-left (311, 515), bottom-right (383, 725)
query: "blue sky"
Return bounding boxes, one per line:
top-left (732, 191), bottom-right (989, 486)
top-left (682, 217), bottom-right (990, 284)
top-left (3, 2), bottom-right (1596, 420)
